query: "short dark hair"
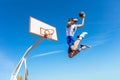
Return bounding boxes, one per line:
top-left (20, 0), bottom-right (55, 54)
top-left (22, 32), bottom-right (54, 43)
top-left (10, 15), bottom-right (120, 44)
top-left (68, 18), bottom-right (73, 22)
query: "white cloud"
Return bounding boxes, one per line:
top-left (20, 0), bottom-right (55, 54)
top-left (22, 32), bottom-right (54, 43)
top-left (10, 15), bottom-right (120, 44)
top-left (31, 50), bottom-right (64, 58)
top-left (0, 51), bottom-right (15, 80)
top-left (86, 30), bottom-right (113, 47)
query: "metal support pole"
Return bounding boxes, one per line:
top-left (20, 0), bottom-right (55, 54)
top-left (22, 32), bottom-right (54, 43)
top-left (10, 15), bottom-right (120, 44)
top-left (24, 58), bottom-right (28, 80)
top-left (10, 37), bottom-right (44, 80)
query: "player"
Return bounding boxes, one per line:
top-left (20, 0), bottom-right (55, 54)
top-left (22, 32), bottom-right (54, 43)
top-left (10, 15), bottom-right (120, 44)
top-left (66, 12), bottom-right (90, 58)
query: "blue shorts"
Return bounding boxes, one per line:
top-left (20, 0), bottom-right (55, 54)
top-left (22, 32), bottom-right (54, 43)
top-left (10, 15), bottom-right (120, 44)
top-left (67, 36), bottom-right (75, 53)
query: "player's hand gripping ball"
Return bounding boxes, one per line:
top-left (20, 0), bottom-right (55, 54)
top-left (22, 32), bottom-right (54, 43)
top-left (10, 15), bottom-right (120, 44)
top-left (79, 11), bottom-right (85, 18)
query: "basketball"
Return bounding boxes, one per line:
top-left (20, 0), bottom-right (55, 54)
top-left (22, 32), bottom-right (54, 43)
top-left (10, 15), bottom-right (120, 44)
top-left (79, 11), bottom-right (85, 18)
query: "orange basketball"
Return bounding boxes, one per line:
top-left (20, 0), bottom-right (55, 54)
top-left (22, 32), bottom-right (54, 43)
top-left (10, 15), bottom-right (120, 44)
top-left (79, 11), bottom-right (85, 18)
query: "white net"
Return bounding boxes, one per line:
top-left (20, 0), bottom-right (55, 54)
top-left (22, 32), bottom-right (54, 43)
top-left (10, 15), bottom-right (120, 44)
top-left (40, 28), bottom-right (54, 39)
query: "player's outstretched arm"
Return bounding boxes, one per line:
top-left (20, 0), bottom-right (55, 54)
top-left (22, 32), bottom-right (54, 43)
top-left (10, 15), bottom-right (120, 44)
top-left (76, 11), bottom-right (85, 28)
top-left (76, 17), bottom-right (85, 28)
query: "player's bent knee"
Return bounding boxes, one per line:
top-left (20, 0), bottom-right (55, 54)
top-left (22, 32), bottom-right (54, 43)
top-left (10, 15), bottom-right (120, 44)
top-left (69, 55), bottom-right (72, 58)
top-left (68, 53), bottom-right (74, 58)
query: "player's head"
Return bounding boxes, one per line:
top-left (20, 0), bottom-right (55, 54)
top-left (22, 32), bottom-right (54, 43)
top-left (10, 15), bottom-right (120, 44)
top-left (68, 18), bottom-right (73, 22)
top-left (67, 18), bottom-right (74, 27)
top-left (68, 18), bottom-right (74, 24)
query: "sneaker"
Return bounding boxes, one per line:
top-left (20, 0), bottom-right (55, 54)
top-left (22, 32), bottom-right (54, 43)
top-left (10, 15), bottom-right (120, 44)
top-left (80, 44), bottom-right (91, 50)
top-left (77, 32), bottom-right (88, 39)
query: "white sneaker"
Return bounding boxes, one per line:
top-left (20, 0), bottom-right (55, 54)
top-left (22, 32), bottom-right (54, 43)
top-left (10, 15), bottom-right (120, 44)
top-left (77, 32), bottom-right (88, 40)
top-left (81, 44), bottom-right (91, 50)
top-left (80, 32), bottom-right (88, 38)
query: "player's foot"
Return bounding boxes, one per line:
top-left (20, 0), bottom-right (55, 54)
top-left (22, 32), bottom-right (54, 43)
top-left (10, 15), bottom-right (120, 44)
top-left (77, 32), bottom-right (88, 40)
top-left (80, 44), bottom-right (91, 50)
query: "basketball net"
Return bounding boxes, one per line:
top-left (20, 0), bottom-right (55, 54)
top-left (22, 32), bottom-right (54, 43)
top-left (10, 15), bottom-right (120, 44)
top-left (40, 28), bottom-right (54, 39)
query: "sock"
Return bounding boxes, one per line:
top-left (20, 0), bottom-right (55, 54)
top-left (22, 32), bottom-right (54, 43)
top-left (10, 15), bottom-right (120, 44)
top-left (78, 36), bottom-right (82, 40)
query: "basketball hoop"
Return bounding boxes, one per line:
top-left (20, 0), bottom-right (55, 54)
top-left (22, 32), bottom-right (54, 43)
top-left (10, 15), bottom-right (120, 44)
top-left (39, 27), bottom-right (54, 39)
top-left (29, 16), bottom-right (58, 41)
top-left (10, 16), bottom-right (58, 80)
top-left (44, 29), bottom-right (54, 38)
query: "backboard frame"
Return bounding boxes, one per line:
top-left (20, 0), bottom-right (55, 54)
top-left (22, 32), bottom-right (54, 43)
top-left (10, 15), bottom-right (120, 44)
top-left (29, 16), bottom-right (58, 41)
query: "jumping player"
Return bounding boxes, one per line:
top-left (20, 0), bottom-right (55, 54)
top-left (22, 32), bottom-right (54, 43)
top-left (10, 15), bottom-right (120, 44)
top-left (66, 12), bottom-right (90, 58)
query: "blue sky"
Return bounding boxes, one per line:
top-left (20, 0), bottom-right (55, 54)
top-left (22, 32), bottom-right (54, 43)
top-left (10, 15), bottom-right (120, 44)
top-left (0, 0), bottom-right (120, 80)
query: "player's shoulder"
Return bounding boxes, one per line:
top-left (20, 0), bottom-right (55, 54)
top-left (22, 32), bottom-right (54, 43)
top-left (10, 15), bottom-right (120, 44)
top-left (71, 24), bottom-right (76, 27)
top-left (71, 24), bottom-right (78, 28)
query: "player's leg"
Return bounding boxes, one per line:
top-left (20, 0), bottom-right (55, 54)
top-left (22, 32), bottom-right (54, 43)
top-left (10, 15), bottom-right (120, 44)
top-left (67, 36), bottom-right (79, 58)
top-left (68, 49), bottom-right (80, 58)
top-left (71, 39), bottom-right (80, 50)
top-left (68, 32), bottom-right (88, 58)
top-left (71, 32), bottom-right (88, 50)
top-left (68, 44), bottom-right (91, 58)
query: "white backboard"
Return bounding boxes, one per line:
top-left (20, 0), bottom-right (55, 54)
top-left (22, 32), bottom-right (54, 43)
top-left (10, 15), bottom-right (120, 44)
top-left (29, 16), bottom-right (58, 41)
